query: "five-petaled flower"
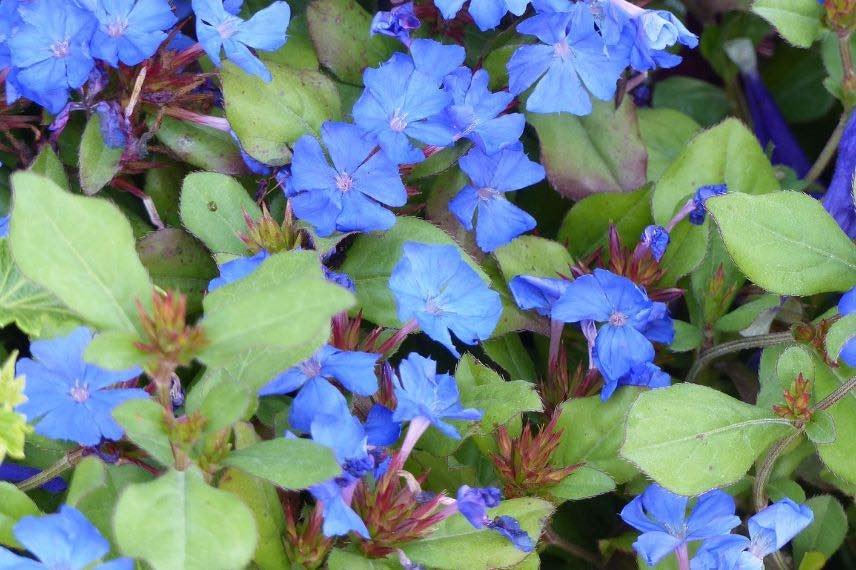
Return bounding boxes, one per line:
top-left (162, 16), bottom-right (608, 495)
top-left (88, 0), bottom-right (177, 67)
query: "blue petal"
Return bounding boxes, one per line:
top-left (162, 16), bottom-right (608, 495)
top-left (686, 489), bottom-right (740, 540)
top-left (288, 378), bottom-right (347, 433)
top-left (320, 347), bottom-right (379, 396)
top-left (508, 275), bottom-right (569, 316)
top-left (747, 498), bottom-right (813, 556)
top-left (364, 404), bottom-right (401, 447)
top-left (551, 273), bottom-right (613, 323)
top-left (474, 196), bottom-right (536, 252)
top-left (633, 531), bottom-right (684, 566)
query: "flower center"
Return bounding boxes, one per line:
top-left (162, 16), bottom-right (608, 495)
top-left (553, 39), bottom-right (572, 60)
top-left (609, 311), bottom-right (627, 326)
top-left (51, 39), bottom-right (70, 58)
top-left (69, 381), bottom-right (90, 403)
top-left (106, 17), bottom-right (128, 37)
top-left (389, 109), bottom-right (408, 132)
top-left (300, 359), bottom-right (323, 378)
top-left (477, 187), bottom-right (499, 201)
top-left (424, 296), bottom-right (443, 315)
top-left (335, 172), bottom-right (354, 192)
top-left (217, 16), bottom-right (241, 39)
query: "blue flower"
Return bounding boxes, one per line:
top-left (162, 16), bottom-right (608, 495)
top-left (323, 267), bottom-right (355, 292)
top-left (448, 144), bottom-right (544, 252)
top-left (620, 483), bottom-right (740, 566)
top-left (311, 411), bottom-right (372, 484)
top-left (838, 286), bottom-right (856, 367)
top-left (388, 242), bottom-right (502, 356)
top-left (0, 215), bottom-right (9, 238)
top-left (487, 515), bottom-right (534, 552)
top-left (690, 184), bottom-right (728, 225)
top-left (822, 111), bottom-right (856, 239)
top-left (353, 39), bottom-right (464, 164)
top-left (434, 67), bottom-right (525, 155)
top-left (87, 0), bottom-right (177, 67)
top-left (433, 0), bottom-right (530, 31)
top-left (507, 5), bottom-right (629, 115)
top-left (15, 327), bottom-right (146, 447)
top-left (192, 0), bottom-right (290, 82)
top-left (0, 505), bottom-right (133, 570)
top-left (691, 499), bottom-right (813, 570)
top-left (309, 479), bottom-right (370, 538)
top-left (456, 485), bottom-right (502, 528)
top-left (0, 0), bottom-right (21, 71)
top-left (624, 7), bottom-right (698, 72)
top-left (260, 344), bottom-right (379, 432)
top-left (640, 225), bottom-right (669, 261)
top-left (287, 122), bottom-right (407, 237)
top-left (208, 249), bottom-right (269, 291)
top-left (370, 2), bottom-right (420, 45)
top-left (364, 403), bottom-right (401, 447)
top-left (508, 275), bottom-right (569, 316)
top-left (7, 0), bottom-right (97, 113)
top-left (552, 268), bottom-right (674, 384)
top-left (392, 352), bottom-right (482, 439)
top-left (600, 361), bottom-right (670, 401)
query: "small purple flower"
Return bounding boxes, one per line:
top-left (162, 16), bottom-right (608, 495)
top-left (487, 515), bottom-right (534, 552)
top-left (15, 327), bottom-right (146, 447)
top-left (448, 144), bottom-right (544, 252)
top-left (507, 4), bottom-right (630, 115)
top-left (388, 242), bottom-right (502, 357)
top-left (208, 249), bottom-right (269, 291)
top-left (822, 111), bottom-right (856, 239)
top-left (0, 505), bottom-right (133, 569)
top-left (599, 360), bottom-right (670, 401)
top-left (508, 275), bottom-right (570, 316)
top-left (371, 2), bottom-right (420, 45)
top-left (287, 121), bottom-right (407, 237)
top-left (690, 184), bottom-right (728, 225)
top-left (434, 67), bottom-right (524, 155)
top-left (640, 224), bottom-right (669, 261)
top-left (621, 483), bottom-right (740, 566)
top-left (353, 39), bottom-right (464, 164)
top-left (323, 267), bottom-right (355, 292)
top-left (93, 101), bottom-right (128, 149)
top-left (192, 0), bottom-right (290, 82)
top-left (456, 485), bottom-right (502, 528)
top-left (432, 0), bottom-right (530, 31)
top-left (836, 286), bottom-right (856, 367)
top-left (392, 352), bottom-right (482, 439)
top-left (88, 0), bottom-right (177, 67)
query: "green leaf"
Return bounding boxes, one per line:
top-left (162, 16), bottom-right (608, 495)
top-left (0, 482), bottom-right (40, 548)
top-left (67, 457), bottom-right (153, 543)
top-left (144, 165), bottom-right (184, 228)
top-left (651, 118), bottom-right (779, 284)
top-left (715, 294), bottom-right (782, 332)
top-left (219, 423), bottom-right (290, 570)
top-left (10, 172), bottom-right (154, 333)
top-left (340, 216), bottom-right (489, 327)
top-left (482, 334), bottom-right (536, 381)
top-left (179, 171), bottom-right (260, 256)
top-left (752, 0), bottom-right (823, 48)
top-left (637, 108), bottom-right (701, 182)
top-left (493, 235), bottom-right (574, 281)
top-left (327, 549), bottom-right (400, 570)
top-left (814, 358), bottom-right (856, 485)
top-left (707, 192), bottom-right (856, 295)
top-left (798, 552), bottom-right (827, 570)
top-left (621, 384), bottom-right (794, 495)
top-left (826, 313), bottom-right (856, 363)
top-left (760, 44), bottom-right (834, 123)
top-left (549, 465), bottom-right (616, 501)
top-left (767, 478), bottom-right (806, 503)
top-left (85, 330), bottom-right (151, 371)
top-left (306, 0), bottom-right (397, 85)
top-left (557, 186), bottom-right (652, 258)
top-left (260, 12), bottom-right (318, 70)
top-left (199, 251), bottom-right (353, 367)
top-left (651, 77), bottom-right (730, 128)
top-left (527, 98), bottom-right (647, 200)
top-left (136, 228), bottom-right (217, 314)
top-left (400, 497), bottom-right (554, 570)
top-left (553, 388), bottom-right (642, 484)
top-left (79, 115), bottom-right (123, 195)
top-left (792, 495), bottom-right (847, 566)
top-left (821, 31), bottom-right (856, 102)
top-left (223, 437), bottom-right (340, 489)
top-left (222, 61), bottom-right (340, 165)
top-left (757, 344), bottom-right (791, 410)
top-left (777, 345), bottom-right (815, 386)
top-left (185, 379), bottom-right (252, 433)
top-left (112, 398), bottom-right (174, 466)
top-left (805, 409), bottom-right (836, 444)
top-left (669, 320), bottom-right (702, 352)
top-left (455, 354), bottom-right (542, 433)
top-left (153, 116), bottom-right (248, 176)
top-left (28, 145), bottom-right (69, 190)
top-left (115, 467), bottom-right (257, 570)
top-left (0, 239), bottom-right (80, 338)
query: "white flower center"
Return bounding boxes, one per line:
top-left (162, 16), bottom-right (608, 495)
top-left (69, 381), bottom-right (90, 402)
top-left (217, 16), bottom-right (241, 39)
top-left (609, 311), bottom-right (627, 326)
top-left (107, 17), bottom-right (128, 37)
top-left (335, 172), bottom-right (354, 192)
top-left (389, 109), bottom-right (408, 132)
top-left (553, 40), bottom-right (572, 60)
top-left (477, 187), bottom-right (499, 201)
top-left (51, 39), bottom-right (70, 58)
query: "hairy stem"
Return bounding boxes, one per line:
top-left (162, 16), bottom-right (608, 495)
top-left (805, 111), bottom-right (849, 185)
top-left (16, 447), bottom-right (86, 492)
top-left (813, 375), bottom-right (856, 412)
top-left (752, 430), bottom-right (801, 512)
top-left (543, 527), bottom-right (602, 567)
top-left (687, 332), bottom-right (794, 383)
top-left (675, 543), bottom-right (690, 570)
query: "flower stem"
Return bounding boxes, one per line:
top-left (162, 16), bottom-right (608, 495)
top-left (805, 110), bottom-right (849, 185)
top-left (548, 319), bottom-right (564, 371)
top-left (752, 430), bottom-right (801, 512)
top-left (675, 543), bottom-right (690, 570)
top-left (812, 375), bottom-right (856, 412)
top-left (542, 527), bottom-right (602, 567)
top-left (390, 416), bottom-right (430, 472)
top-left (16, 447), bottom-right (86, 492)
top-left (687, 332), bottom-right (794, 383)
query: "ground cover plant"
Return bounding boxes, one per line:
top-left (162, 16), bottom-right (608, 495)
top-left (0, 0), bottom-right (854, 568)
